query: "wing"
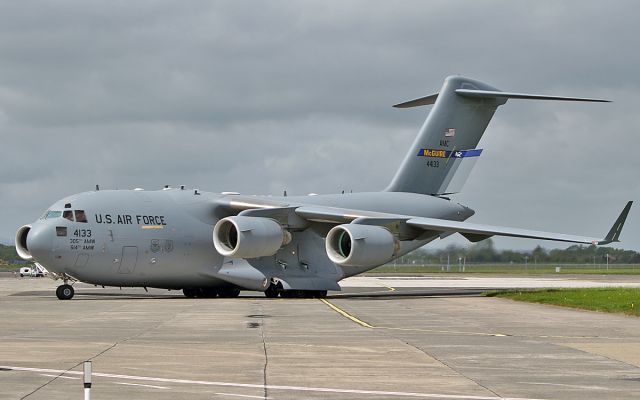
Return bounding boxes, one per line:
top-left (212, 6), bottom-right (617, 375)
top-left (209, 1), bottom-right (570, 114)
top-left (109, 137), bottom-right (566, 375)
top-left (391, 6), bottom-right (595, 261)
top-left (294, 201), bottom-right (633, 246)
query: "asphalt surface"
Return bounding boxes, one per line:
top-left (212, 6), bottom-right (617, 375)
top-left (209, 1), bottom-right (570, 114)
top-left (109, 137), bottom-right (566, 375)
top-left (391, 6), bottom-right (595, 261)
top-left (1, 276), bottom-right (640, 400)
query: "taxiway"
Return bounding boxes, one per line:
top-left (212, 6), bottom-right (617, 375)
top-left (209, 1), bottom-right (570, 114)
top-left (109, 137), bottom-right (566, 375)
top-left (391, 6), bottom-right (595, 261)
top-left (1, 275), bottom-right (639, 400)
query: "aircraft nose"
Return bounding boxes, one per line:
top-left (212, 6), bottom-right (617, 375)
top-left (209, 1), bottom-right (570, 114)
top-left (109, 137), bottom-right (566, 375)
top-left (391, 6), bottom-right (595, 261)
top-left (25, 224), bottom-right (54, 261)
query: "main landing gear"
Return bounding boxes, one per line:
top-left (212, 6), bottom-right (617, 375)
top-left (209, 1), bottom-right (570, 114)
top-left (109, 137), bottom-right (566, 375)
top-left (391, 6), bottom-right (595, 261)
top-left (264, 283), bottom-right (327, 299)
top-left (279, 290), bottom-right (327, 299)
top-left (183, 287), bottom-right (241, 298)
top-left (56, 284), bottom-right (74, 300)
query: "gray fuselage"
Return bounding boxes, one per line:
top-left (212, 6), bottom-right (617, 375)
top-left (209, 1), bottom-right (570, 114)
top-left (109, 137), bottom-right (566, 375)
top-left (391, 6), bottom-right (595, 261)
top-left (21, 188), bottom-right (472, 291)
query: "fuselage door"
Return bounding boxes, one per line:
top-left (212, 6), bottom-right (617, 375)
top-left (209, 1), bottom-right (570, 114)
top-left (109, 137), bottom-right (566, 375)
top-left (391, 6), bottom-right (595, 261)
top-left (118, 246), bottom-right (138, 274)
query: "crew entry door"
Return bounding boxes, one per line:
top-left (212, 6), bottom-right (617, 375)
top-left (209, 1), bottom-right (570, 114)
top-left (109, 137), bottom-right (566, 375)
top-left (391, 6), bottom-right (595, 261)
top-left (118, 246), bottom-right (138, 274)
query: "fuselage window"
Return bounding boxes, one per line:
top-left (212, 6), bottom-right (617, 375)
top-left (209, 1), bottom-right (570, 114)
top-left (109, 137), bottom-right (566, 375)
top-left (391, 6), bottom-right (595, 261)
top-left (45, 211), bottom-right (62, 219)
top-left (56, 227), bottom-right (67, 237)
top-left (75, 210), bottom-right (88, 223)
top-left (63, 210), bottom-right (74, 221)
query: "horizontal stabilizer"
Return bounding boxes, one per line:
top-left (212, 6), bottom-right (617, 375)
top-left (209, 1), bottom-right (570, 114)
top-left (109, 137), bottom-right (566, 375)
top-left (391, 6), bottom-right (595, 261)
top-left (455, 89), bottom-right (611, 103)
top-left (393, 93), bottom-right (439, 108)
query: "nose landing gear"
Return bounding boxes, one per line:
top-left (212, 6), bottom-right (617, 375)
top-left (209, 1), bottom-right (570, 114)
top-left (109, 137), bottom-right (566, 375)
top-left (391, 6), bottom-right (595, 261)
top-left (56, 284), bottom-right (74, 300)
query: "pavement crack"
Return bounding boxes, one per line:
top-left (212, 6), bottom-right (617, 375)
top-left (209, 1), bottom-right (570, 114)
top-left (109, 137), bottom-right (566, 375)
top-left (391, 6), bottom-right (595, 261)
top-left (398, 338), bottom-right (504, 399)
top-left (19, 304), bottom-right (186, 400)
top-left (19, 341), bottom-right (117, 400)
top-left (257, 306), bottom-right (269, 400)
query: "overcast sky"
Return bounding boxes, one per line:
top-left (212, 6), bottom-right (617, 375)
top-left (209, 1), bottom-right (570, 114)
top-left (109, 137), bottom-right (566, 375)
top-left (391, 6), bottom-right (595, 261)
top-left (1, 0), bottom-right (639, 252)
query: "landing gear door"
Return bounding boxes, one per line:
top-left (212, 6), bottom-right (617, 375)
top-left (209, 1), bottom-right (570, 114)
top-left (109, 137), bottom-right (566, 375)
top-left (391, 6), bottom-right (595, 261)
top-left (118, 246), bottom-right (138, 274)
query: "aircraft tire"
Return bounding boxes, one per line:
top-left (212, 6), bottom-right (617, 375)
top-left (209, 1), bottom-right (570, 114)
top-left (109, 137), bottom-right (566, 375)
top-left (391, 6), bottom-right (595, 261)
top-left (264, 285), bottom-right (279, 298)
top-left (183, 288), bottom-right (198, 298)
top-left (280, 290), bottom-right (306, 298)
top-left (219, 288), bottom-right (241, 298)
top-left (201, 288), bottom-right (219, 298)
top-left (314, 290), bottom-right (328, 298)
top-left (56, 284), bottom-right (74, 300)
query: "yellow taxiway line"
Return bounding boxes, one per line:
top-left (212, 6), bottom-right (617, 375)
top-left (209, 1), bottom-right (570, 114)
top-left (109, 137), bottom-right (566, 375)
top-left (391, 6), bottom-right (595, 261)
top-left (319, 299), bottom-right (374, 328)
top-left (319, 286), bottom-right (508, 337)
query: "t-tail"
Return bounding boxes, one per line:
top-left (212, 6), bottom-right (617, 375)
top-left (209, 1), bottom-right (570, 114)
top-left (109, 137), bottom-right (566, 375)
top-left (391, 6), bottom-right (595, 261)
top-left (385, 75), bottom-right (609, 196)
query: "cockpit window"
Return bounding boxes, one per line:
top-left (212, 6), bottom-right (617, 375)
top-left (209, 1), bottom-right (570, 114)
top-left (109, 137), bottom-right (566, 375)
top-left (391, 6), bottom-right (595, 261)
top-left (75, 210), bottom-right (88, 223)
top-left (45, 211), bottom-right (62, 219)
top-left (63, 210), bottom-right (74, 221)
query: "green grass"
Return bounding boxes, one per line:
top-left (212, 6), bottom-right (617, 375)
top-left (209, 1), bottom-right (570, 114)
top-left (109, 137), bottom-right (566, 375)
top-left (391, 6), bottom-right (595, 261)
top-left (369, 264), bottom-right (640, 275)
top-left (485, 288), bottom-right (640, 316)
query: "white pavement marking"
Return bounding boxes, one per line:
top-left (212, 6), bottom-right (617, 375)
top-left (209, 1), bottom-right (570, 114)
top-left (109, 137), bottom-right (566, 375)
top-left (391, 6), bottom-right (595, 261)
top-left (340, 276), bottom-right (640, 289)
top-left (516, 382), bottom-right (612, 391)
top-left (214, 393), bottom-right (272, 399)
top-left (2, 365), bottom-right (548, 400)
top-left (114, 382), bottom-right (170, 390)
top-left (40, 373), bottom-right (80, 380)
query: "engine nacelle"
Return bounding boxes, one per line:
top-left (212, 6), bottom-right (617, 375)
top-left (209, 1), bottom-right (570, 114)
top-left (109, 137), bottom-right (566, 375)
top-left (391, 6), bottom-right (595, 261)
top-left (326, 224), bottom-right (397, 268)
top-left (213, 216), bottom-right (291, 259)
top-left (15, 225), bottom-right (33, 260)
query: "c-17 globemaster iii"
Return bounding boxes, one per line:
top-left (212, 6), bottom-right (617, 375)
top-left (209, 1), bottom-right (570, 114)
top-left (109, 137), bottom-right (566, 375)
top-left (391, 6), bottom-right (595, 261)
top-left (15, 76), bottom-right (632, 300)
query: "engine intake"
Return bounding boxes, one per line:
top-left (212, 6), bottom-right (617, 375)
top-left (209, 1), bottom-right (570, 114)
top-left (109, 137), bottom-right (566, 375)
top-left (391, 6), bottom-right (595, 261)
top-left (15, 225), bottom-right (33, 260)
top-left (213, 216), bottom-right (291, 259)
top-left (326, 224), bottom-right (396, 267)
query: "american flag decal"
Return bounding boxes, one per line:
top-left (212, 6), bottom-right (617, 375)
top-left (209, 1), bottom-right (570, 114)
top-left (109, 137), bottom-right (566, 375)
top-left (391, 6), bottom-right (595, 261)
top-left (445, 128), bottom-right (455, 137)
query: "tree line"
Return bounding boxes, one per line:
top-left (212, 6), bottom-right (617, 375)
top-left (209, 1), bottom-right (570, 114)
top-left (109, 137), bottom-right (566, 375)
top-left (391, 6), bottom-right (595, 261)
top-left (394, 239), bottom-right (640, 265)
top-left (0, 244), bottom-right (19, 264)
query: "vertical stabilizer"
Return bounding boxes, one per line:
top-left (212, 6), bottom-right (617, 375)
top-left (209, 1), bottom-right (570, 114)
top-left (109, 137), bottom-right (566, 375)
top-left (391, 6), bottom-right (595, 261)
top-left (386, 76), bottom-right (609, 196)
top-left (386, 76), bottom-right (503, 196)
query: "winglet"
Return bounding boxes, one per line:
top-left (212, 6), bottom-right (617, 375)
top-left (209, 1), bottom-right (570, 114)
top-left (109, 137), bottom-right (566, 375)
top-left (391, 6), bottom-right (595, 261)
top-left (597, 201), bottom-right (633, 245)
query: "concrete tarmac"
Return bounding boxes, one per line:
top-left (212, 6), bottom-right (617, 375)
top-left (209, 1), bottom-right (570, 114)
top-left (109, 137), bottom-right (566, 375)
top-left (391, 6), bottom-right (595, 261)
top-left (1, 276), bottom-right (640, 400)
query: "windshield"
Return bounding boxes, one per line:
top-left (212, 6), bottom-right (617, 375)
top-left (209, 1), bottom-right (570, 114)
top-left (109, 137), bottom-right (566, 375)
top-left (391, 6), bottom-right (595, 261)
top-left (45, 211), bottom-right (62, 219)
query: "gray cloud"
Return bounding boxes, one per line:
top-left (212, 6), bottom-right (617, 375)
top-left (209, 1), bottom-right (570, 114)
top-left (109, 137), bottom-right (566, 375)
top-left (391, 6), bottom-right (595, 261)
top-left (1, 0), bottom-right (639, 251)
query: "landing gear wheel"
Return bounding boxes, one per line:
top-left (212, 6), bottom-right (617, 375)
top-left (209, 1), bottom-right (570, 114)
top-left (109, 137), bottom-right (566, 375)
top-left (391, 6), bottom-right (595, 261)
top-left (314, 290), bottom-right (328, 298)
top-left (218, 288), bottom-right (241, 298)
top-left (200, 288), bottom-right (219, 298)
top-left (281, 290), bottom-right (307, 298)
top-left (264, 284), bottom-right (280, 298)
top-left (56, 284), bottom-right (74, 300)
top-left (183, 287), bottom-right (198, 298)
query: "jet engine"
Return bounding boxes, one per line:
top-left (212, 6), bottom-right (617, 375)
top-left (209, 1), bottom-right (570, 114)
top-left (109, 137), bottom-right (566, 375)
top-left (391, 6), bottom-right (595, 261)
top-left (213, 216), bottom-right (291, 259)
top-left (326, 224), bottom-right (397, 267)
top-left (15, 225), bottom-right (33, 260)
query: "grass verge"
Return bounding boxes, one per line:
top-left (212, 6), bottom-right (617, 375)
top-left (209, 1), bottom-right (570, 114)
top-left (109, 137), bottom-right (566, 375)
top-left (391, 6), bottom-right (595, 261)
top-left (370, 264), bottom-right (640, 274)
top-left (484, 288), bottom-right (640, 316)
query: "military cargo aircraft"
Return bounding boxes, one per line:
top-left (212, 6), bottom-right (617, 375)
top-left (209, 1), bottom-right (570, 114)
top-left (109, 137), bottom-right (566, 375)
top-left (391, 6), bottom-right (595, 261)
top-left (15, 76), bottom-right (632, 300)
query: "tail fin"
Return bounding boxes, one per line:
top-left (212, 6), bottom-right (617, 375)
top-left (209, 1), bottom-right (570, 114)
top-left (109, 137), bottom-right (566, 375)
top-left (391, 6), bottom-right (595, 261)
top-left (385, 76), bottom-right (609, 196)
